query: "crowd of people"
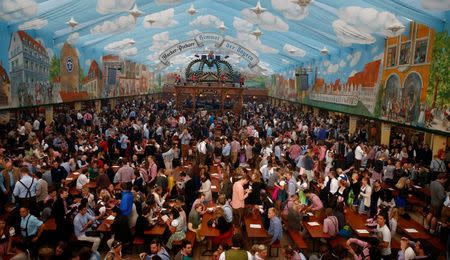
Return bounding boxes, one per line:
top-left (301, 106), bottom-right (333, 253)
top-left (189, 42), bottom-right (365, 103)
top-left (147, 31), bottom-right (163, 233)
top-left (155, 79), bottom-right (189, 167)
top-left (0, 96), bottom-right (448, 260)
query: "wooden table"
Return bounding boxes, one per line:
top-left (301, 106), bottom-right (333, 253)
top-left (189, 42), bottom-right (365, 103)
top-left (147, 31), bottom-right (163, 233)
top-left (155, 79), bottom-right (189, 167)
top-left (85, 181), bottom-right (97, 189)
top-left (344, 208), bottom-right (371, 237)
top-left (210, 175), bottom-right (220, 193)
top-left (65, 172), bottom-right (80, 185)
top-left (144, 224), bottom-right (167, 236)
top-left (198, 207), bottom-right (220, 256)
top-left (302, 216), bottom-right (330, 251)
top-left (244, 209), bottom-right (269, 240)
top-left (97, 218), bottom-right (114, 233)
top-left (398, 216), bottom-right (430, 240)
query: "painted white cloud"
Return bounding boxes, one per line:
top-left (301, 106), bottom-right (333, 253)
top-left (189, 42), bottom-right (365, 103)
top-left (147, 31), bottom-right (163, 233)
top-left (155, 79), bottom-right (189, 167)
top-left (104, 38), bottom-right (135, 52)
top-left (421, 0), bottom-right (450, 10)
top-left (271, 0), bottom-right (309, 20)
top-left (143, 8), bottom-right (178, 29)
top-left (97, 0), bottom-right (135, 14)
top-left (282, 59), bottom-right (290, 65)
top-left (339, 60), bottom-right (347, 67)
top-left (371, 46), bottom-right (378, 54)
top-left (46, 48), bottom-right (54, 58)
top-left (332, 6), bottom-right (404, 46)
top-left (0, 0), bottom-right (37, 21)
top-left (233, 17), bottom-right (254, 33)
top-left (327, 63), bottom-right (339, 74)
top-left (186, 29), bottom-right (202, 37)
top-left (67, 32), bottom-right (80, 45)
top-left (155, 0), bottom-right (182, 4)
top-left (323, 60), bottom-right (330, 67)
top-left (190, 15), bottom-right (223, 28)
top-left (120, 47), bottom-right (138, 57)
top-left (349, 51), bottom-right (361, 67)
top-left (91, 14), bottom-right (136, 34)
top-left (283, 44), bottom-right (306, 57)
top-left (230, 17), bottom-right (277, 54)
top-left (241, 8), bottom-right (288, 32)
top-left (148, 32), bottom-right (180, 62)
top-left (19, 18), bottom-right (48, 30)
top-left (85, 59), bottom-right (92, 67)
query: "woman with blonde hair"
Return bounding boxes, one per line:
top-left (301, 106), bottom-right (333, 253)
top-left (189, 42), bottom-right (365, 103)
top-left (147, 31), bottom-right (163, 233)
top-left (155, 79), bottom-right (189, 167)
top-left (389, 207), bottom-right (399, 236)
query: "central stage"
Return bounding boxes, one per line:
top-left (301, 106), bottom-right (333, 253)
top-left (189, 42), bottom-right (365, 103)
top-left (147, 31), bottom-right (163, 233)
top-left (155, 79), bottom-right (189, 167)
top-left (174, 83), bottom-right (244, 113)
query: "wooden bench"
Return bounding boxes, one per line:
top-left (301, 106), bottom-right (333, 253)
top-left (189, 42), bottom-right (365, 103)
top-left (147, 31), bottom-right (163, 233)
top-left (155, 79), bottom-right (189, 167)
top-left (287, 229), bottom-right (308, 250)
top-left (329, 236), bottom-right (347, 248)
top-left (173, 230), bottom-right (196, 248)
top-left (269, 240), bottom-right (281, 257)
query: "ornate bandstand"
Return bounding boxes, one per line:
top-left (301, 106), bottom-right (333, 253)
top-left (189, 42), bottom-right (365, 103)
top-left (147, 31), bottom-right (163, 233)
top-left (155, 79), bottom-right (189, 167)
top-left (174, 52), bottom-right (245, 113)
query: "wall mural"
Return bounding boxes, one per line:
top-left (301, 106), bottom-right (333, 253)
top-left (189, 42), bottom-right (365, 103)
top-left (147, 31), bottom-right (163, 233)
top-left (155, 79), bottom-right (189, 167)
top-left (0, 29), bottom-right (161, 109)
top-left (281, 21), bottom-right (449, 134)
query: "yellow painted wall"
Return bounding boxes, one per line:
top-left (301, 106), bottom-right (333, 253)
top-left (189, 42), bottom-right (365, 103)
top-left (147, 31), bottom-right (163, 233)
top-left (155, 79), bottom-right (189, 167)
top-left (381, 22), bottom-right (435, 102)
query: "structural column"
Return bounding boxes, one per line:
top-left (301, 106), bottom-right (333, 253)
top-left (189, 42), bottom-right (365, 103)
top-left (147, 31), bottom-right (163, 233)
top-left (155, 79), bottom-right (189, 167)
top-left (431, 134), bottom-right (447, 157)
top-left (45, 106), bottom-right (53, 125)
top-left (109, 98), bottom-right (116, 110)
top-left (349, 116), bottom-right (358, 136)
top-left (74, 102), bottom-right (82, 111)
top-left (95, 100), bottom-right (101, 114)
top-left (380, 122), bottom-right (391, 146)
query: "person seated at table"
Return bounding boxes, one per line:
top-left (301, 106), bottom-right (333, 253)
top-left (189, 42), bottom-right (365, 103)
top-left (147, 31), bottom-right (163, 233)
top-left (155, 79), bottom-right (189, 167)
top-left (152, 186), bottom-right (168, 208)
top-left (322, 208), bottom-right (339, 237)
top-left (212, 243), bottom-right (228, 260)
top-left (282, 194), bottom-right (299, 217)
top-left (166, 207), bottom-right (186, 250)
top-left (210, 207), bottom-right (233, 245)
top-left (346, 237), bottom-right (381, 260)
top-left (199, 172), bottom-right (212, 203)
top-left (188, 203), bottom-right (204, 242)
top-left (303, 189), bottom-right (324, 217)
top-left (389, 207), bottom-right (399, 237)
top-left (132, 170), bottom-right (144, 193)
top-left (107, 206), bottom-right (132, 249)
top-left (9, 238), bottom-right (30, 260)
top-left (81, 186), bottom-right (95, 209)
top-left (263, 207), bottom-right (282, 245)
top-left (282, 245), bottom-right (307, 260)
top-left (52, 241), bottom-right (69, 260)
top-left (139, 239), bottom-right (170, 260)
top-left (333, 201), bottom-right (346, 230)
top-left (219, 233), bottom-right (252, 260)
top-left (250, 244), bottom-right (268, 260)
top-left (191, 193), bottom-right (206, 213)
top-left (218, 194), bottom-right (233, 224)
top-left (73, 203), bottom-right (101, 253)
top-left (76, 169), bottom-right (90, 191)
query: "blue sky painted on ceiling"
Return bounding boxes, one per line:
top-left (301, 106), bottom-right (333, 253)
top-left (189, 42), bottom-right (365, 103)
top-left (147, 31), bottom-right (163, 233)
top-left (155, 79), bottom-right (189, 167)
top-left (0, 0), bottom-right (448, 75)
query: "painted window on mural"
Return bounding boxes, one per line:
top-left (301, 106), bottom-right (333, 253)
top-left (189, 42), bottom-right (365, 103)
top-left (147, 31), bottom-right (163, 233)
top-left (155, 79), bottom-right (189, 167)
top-left (414, 39), bottom-right (428, 64)
top-left (399, 42), bottom-right (411, 65)
top-left (387, 46), bottom-right (397, 67)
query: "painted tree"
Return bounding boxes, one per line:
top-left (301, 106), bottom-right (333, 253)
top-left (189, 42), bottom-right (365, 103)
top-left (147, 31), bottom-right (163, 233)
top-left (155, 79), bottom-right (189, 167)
top-left (428, 31), bottom-right (450, 108)
top-left (49, 56), bottom-right (60, 83)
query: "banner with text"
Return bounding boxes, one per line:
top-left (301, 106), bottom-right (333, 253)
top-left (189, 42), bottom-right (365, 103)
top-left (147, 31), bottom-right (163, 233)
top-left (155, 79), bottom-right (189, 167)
top-left (159, 32), bottom-right (259, 68)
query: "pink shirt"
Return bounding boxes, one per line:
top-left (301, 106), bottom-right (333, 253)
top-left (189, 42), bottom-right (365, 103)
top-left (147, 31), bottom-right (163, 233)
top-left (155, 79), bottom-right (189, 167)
top-left (323, 216), bottom-right (339, 236)
top-left (319, 146), bottom-right (327, 161)
top-left (289, 144), bottom-right (301, 160)
top-left (310, 194), bottom-right (323, 211)
top-left (231, 181), bottom-right (247, 209)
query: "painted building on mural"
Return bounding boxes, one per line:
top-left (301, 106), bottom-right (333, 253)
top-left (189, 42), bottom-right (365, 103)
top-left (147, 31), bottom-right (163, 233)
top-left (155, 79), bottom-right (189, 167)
top-left (83, 60), bottom-right (102, 99)
top-left (102, 54), bottom-right (122, 98)
top-left (59, 42), bottom-right (88, 102)
top-left (379, 22), bottom-right (440, 129)
top-left (119, 60), bottom-right (139, 96)
top-left (0, 64), bottom-right (11, 107)
top-left (8, 31), bottom-right (50, 107)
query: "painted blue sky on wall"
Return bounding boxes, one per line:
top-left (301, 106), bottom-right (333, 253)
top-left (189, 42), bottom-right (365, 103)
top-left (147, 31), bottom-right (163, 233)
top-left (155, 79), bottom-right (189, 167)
top-left (0, 0), bottom-right (448, 75)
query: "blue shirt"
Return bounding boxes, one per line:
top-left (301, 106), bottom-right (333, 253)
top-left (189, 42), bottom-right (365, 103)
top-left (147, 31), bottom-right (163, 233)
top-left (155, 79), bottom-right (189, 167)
top-left (20, 214), bottom-right (43, 237)
top-left (119, 135), bottom-right (128, 149)
top-left (8, 170), bottom-right (14, 188)
top-left (0, 174), bottom-right (6, 193)
top-left (119, 191), bottom-right (134, 216)
top-left (222, 143), bottom-right (231, 156)
top-left (287, 178), bottom-right (297, 196)
top-left (267, 127), bottom-right (272, 137)
top-left (13, 175), bottom-right (38, 198)
top-left (74, 212), bottom-right (95, 237)
top-left (268, 216), bottom-right (282, 244)
top-left (144, 248), bottom-right (170, 260)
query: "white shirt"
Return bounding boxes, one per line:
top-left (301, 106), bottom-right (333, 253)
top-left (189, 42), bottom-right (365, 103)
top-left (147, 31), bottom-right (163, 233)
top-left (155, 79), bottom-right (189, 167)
top-left (355, 145), bottom-right (365, 160)
top-left (376, 224), bottom-right (391, 256)
top-left (197, 141), bottom-right (207, 154)
top-left (178, 116), bottom-right (186, 125)
top-left (403, 247), bottom-right (416, 260)
top-left (33, 120), bottom-right (40, 131)
top-left (76, 174), bottom-right (89, 190)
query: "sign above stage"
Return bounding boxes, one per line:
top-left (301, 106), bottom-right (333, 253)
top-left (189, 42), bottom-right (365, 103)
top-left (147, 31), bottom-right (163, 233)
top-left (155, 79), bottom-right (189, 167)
top-left (159, 32), bottom-right (259, 68)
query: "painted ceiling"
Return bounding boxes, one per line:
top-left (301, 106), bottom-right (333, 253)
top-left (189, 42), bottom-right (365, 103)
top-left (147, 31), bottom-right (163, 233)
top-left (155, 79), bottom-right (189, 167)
top-left (0, 0), bottom-right (449, 75)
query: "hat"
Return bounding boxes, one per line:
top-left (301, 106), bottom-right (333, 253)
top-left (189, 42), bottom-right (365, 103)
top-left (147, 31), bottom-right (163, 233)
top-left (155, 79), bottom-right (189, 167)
top-left (111, 240), bottom-right (122, 248)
